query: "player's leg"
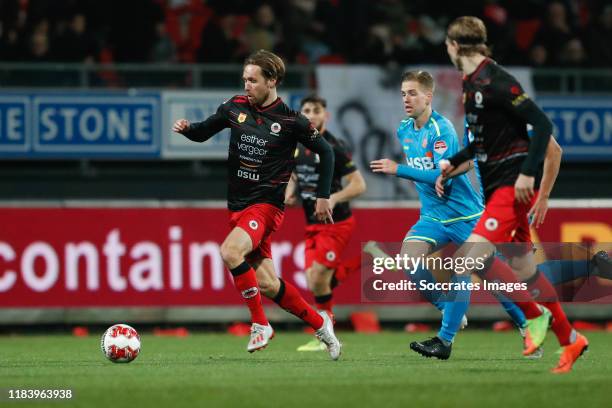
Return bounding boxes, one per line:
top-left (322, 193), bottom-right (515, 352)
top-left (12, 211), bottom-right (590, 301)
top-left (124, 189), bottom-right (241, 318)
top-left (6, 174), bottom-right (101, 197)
top-left (447, 218), bottom-right (536, 355)
top-left (405, 225), bottom-right (470, 360)
top-left (402, 220), bottom-right (449, 311)
top-left (327, 217), bottom-right (360, 289)
top-left (297, 260), bottom-right (334, 352)
top-left (254, 257), bottom-right (341, 360)
top-left (297, 227), bottom-right (334, 351)
top-left (508, 239), bottom-right (588, 373)
top-left (307, 261), bottom-right (335, 315)
top-left (537, 249), bottom-right (612, 286)
top-left (305, 217), bottom-right (356, 318)
top-left (220, 225), bottom-right (271, 352)
top-left (459, 231), bottom-right (552, 354)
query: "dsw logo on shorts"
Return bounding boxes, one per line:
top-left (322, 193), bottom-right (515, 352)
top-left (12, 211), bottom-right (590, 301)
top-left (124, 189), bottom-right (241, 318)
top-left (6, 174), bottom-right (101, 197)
top-left (326, 251), bottom-right (336, 261)
top-left (242, 287), bottom-right (259, 299)
top-left (249, 220), bottom-right (259, 230)
top-left (485, 217), bottom-right (498, 231)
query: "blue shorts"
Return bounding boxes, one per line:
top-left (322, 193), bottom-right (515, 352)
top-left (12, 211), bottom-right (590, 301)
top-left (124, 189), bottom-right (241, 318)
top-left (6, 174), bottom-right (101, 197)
top-left (404, 217), bottom-right (477, 248)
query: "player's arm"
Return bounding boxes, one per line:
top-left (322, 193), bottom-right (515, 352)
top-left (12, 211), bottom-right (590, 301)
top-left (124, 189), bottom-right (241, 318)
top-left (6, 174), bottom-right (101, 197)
top-left (528, 137), bottom-right (562, 227)
top-left (435, 160), bottom-right (475, 197)
top-left (445, 141), bottom-right (476, 172)
top-left (329, 140), bottom-right (366, 208)
top-left (370, 158), bottom-right (440, 184)
top-left (284, 172), bottom-right (299, 206)
top-left (443, 119), bottom-right (477, 177)
top-left (172, 104), bottom-right (229, 142)
top-left (513, 98), bottom-right (552, 204)
top-left (499, 79), bottom-right (552, 203)
top-left (330, 171), bottom-right (366, 209)
top-left (444, 160), bottom-right (474, 178)
top-left (515, 99), bottom-right (552, 177)
top-left (296, 115), bottom-right (335, 222)
top-left (371, 129), bottom-right (440, 184)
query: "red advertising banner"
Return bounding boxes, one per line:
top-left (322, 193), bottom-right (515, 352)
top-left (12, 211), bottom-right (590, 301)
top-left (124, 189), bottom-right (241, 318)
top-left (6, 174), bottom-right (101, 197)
top-left (1, 206), bottom-right (610, 307)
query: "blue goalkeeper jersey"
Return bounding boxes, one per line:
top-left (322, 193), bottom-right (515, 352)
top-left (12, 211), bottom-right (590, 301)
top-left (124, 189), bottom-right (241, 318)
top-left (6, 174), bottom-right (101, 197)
top-left (397, 110), bottom-right (484, 224)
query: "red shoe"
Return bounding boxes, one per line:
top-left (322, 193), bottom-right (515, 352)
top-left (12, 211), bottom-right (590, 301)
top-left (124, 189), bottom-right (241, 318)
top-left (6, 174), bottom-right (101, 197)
top-left (551, 333), bottom-right (589, 374)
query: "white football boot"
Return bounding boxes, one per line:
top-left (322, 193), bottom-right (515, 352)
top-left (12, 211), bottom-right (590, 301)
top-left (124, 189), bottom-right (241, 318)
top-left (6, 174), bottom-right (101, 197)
top-left (314, 311), bottom-right (342, 360)
top-left (247, 323), bottom-right (274, 353)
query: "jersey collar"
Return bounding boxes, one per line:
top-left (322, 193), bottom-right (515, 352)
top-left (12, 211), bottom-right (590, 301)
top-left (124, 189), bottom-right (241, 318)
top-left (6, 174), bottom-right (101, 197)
top-left (254, 97), bottom-right (282, 112)
top-left (466, 57), bottom-right (492, 82)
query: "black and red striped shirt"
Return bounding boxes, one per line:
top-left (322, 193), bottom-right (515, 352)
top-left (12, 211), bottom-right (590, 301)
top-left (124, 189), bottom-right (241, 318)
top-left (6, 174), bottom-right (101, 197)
top-left (182, 95), bottom-right (334, 211)
top-left (462, 58), bottom-right (542, 200)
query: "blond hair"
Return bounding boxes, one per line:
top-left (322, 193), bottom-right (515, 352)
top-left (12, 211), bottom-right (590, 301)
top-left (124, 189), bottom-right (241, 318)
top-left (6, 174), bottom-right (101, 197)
top-left (447, 16), bottom-right (491, 57)
top-left (401, 70), bottom-right (435, 93)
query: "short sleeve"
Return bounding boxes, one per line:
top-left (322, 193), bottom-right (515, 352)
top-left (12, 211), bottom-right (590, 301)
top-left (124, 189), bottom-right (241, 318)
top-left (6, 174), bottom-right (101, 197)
top-left (431, 118), bottom-right (459, 165)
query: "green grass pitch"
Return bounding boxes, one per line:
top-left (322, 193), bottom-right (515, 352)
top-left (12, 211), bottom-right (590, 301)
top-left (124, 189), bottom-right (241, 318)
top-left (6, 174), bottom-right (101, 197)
top-left (0, 331), bottom-right (608, 408)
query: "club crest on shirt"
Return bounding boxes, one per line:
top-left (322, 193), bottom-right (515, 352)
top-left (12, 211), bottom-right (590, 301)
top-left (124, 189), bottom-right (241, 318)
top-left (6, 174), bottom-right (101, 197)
top-left (238, 113), bottom-right (247, 123)
top-left (326, 251), bottom-right (336, 261)
top-left (434, 140), bottom-right (447, 155)
top-left (475, 91), bottom-right (484, 108)
top-left (485, 217), bottom-right (498, 231)
top-left (270, 122), bottom-right (282, 136)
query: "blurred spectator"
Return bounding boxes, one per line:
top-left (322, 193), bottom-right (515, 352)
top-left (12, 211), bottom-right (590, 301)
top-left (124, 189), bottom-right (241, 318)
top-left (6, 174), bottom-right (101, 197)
top-left (362, 0), bottom-right (405, 64)
top-left (531, 1), bottom-right (576, 66)
top-left (26, 31), bottom-right (52, 62)
top-left (363, 23), bottom-right (395, 65)
top-left (529, 44), bottom-right (548, 67)
top-left (282, 0), bottom-right (332, 63)
top-left (0, 0), bottom-right (609, 68)
top-left (558, 37), bottom-right (587, 67)
top-left (165, 0), bottom-right (213, 62)
top-left (197, 12), bottom-right (243, 63)
top-left (481, 1), bottom-right (519, 64)
top-left (585, 4), bottom-right (612, 67)
top-left (151, 21), bottom-right (177, 63)
top-left (0, 26), bottom-right (24, 61)
top-left (54, 14), bottom-right (98, 63)
top-left (242, 3), bottom-right (281, 54)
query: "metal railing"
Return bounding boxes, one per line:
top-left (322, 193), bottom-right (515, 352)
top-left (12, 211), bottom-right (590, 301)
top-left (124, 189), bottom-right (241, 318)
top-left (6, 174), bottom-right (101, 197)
top-left (0, 62), bottom-right (314, 89)
top-left (1, 62), bottom-right (612, 93)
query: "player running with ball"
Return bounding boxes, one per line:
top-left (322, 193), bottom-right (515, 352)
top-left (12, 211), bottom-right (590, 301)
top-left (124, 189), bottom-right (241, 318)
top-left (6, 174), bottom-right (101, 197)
top-left (173, 50), bottom-right (341, 360)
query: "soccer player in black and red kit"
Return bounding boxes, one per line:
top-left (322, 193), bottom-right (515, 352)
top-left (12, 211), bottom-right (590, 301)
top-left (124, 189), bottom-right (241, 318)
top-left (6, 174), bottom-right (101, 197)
top-left (437, 16), bottom-right (587, 373)
top-left (285, 95), bottom-right (366, 351)
top-left (172, 50), bottom-right (341, 359)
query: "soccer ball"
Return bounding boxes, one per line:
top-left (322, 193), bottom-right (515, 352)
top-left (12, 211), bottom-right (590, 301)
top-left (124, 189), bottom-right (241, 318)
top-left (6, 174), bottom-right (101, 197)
top-left (100, 324), bottom-right (141, 363)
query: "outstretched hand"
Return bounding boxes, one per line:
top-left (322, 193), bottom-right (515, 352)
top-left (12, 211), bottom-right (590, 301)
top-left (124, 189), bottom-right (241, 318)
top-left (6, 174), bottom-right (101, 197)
top-left (370, 158), bottom-right (398, 175)
top-left (172, 119), bottom-right (191, 134)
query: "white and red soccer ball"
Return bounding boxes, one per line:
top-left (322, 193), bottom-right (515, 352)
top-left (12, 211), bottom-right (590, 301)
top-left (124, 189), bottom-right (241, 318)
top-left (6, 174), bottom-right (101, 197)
top-left (101, 324), bottom-right (141, 363)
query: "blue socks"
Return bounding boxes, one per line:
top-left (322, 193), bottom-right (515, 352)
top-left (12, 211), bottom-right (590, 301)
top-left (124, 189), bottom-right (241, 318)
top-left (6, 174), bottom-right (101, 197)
top-left (492, 292), bottom-right (527, 328)
top-left (438, 275), bottom-right (471, 343)
top-left (538, 260), bottom-right (589, 285)
top-left (408, 265), bottom-right (445, 311)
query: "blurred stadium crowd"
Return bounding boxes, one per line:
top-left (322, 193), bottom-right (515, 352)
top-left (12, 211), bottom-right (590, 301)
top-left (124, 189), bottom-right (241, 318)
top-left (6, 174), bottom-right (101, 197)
top-left (0, 0), bottom-right (611, 68)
